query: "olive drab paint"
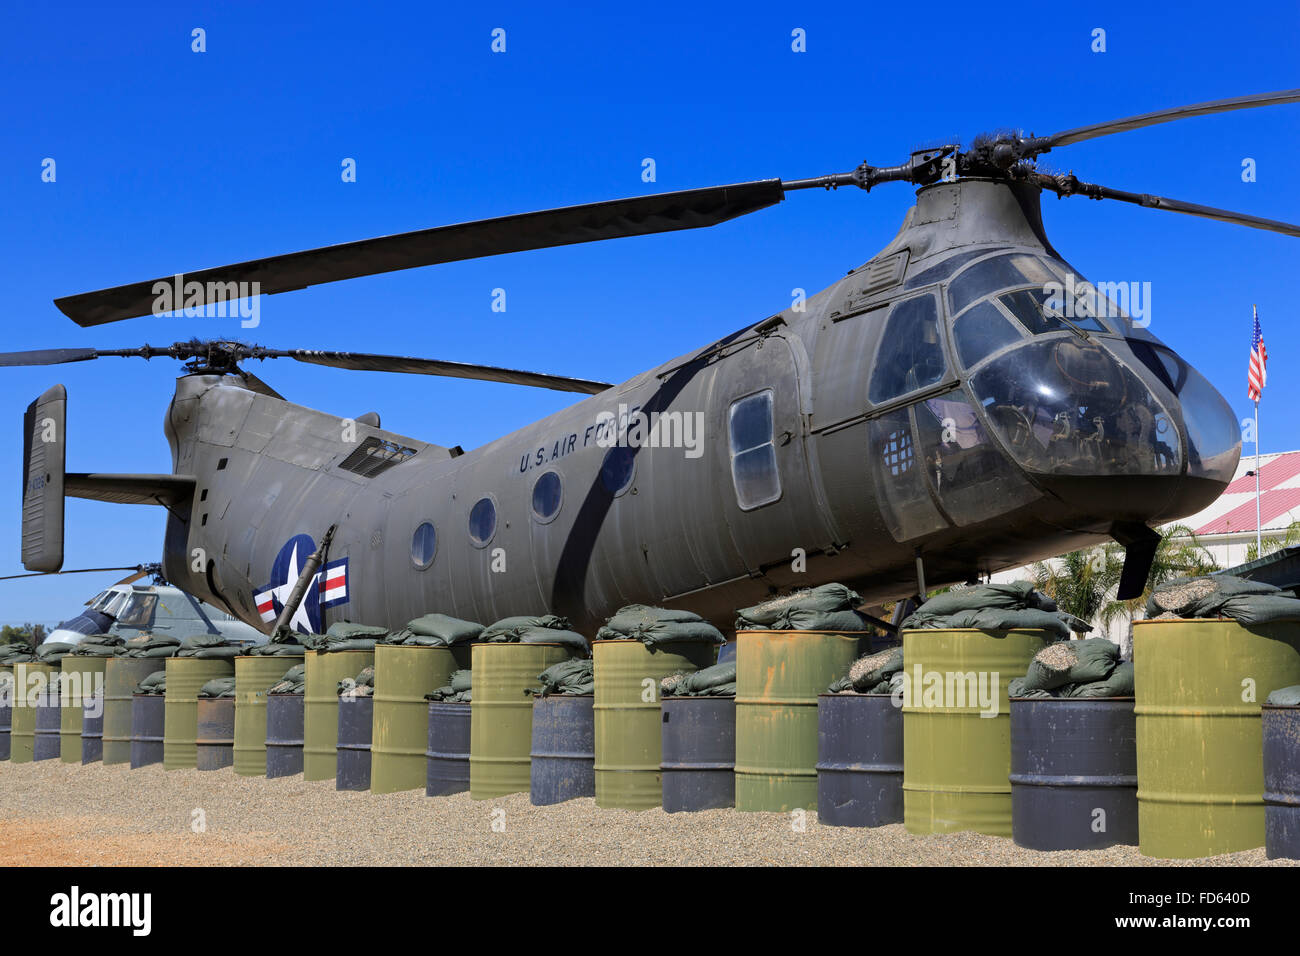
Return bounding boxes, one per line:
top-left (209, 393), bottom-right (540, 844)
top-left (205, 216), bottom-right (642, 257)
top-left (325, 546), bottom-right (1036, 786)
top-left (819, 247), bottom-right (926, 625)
top-left (304, 650), bottom-right (374, 782)
top-left (901, 629), bottom-right (1048, 837)
top-left (1134, 619), bottom-right (1300, 859)
top-left (371, 645), bottom-right (460, 794)
top-left (163, 658), bottom-right (235, 771)
top-left (102, 658), bottom-right (160, 765)
top-left (735, 630), bottom-right (867, 812)
top-left (234, 655), bottom-right (302, 776)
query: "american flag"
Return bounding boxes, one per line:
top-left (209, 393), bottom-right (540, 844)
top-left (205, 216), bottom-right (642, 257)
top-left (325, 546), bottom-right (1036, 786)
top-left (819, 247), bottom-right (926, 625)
top-left (1249, 305), bottom-right (1267, 402)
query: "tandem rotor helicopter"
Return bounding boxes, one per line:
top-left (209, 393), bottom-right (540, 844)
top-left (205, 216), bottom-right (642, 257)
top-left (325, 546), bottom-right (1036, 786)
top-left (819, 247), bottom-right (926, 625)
top-left (4, 91), bottom-right (1298, 635)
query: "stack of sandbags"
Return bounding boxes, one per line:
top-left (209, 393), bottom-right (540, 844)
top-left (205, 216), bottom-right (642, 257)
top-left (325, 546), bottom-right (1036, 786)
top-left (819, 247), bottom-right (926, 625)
top-left (597, 605), bottom-right (724, 650)
top-left (480, 614), bottom-right (590, 656)
top-left (530, 659), bottom-right (593, 697)
top-left (268, 663), bottom-right (306, 696)
top-left (662, 661), bottom-right (736, 697)
top-left (121, 635), bottom-right (181, 658)
top-left (336, 664), bottom-right (373, 698)
top-left (735, 584), bottom-right (873, 632)
top-left (197, 677), bottom-right (237, 698)
top-left (71, 634), bottom-right (125, 657)
top-left (828, 646), bottom-right (905, 695)
top-left (1008, 638), bottom-right (1134, 698)
top-left (385, 614), bottom-right (483, 647)
top-left (1146, 574), bottom-right (1300, 625)
top-left (426, 670), bottom-right (473, 703)
top-left (135, 670), bottom-right (167, 695)
top-left (902, 581), bottom-right (1072, 640)
top-left (300, 622), bottom-right (388, 652)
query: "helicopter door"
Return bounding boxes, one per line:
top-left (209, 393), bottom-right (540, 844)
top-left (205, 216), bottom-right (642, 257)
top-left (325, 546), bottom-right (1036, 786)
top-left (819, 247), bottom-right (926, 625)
top-left (713, 333), bottom-right (826, 571)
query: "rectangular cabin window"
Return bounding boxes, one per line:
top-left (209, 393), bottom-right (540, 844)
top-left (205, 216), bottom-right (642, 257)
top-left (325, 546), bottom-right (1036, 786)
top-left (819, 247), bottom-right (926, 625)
top-left (729, 390), bottom-right (781, 510)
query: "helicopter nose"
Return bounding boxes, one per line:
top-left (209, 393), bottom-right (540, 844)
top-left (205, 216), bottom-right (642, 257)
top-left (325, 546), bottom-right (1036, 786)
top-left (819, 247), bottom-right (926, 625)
top-left (969, 335), bottom-right (1240, 523)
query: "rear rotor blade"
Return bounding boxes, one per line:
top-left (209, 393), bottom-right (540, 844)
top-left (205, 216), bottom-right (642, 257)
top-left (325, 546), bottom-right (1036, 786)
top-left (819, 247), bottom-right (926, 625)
top-left (1030, 88), bottom-right (1300, 152)
top-left (0, 566), bottom-right (143, 582)
top-left (54, 180), bottom-right (787, 327)
top-left (0, 348), bottom-right (101, 367)
top-left (279, 349), bottom-right (613, 395)
top-left (1034, 172), bottom-right (1300, 237)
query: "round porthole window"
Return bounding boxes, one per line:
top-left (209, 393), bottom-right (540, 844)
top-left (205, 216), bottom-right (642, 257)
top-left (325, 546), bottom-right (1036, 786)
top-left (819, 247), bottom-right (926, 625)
top-left (468, 496), bottom-right (497, 547)
top-left (600, 446), bottom-right (636, 496)
top-left (532, 471), bottom-right (562, 522)
top-left (410, 521), bottom-right (437, 569)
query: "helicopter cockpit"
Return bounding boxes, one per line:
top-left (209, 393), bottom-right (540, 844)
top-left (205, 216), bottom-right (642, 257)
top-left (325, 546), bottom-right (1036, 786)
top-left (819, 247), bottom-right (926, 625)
top-left (941, 251), bottom-right (1239, 486)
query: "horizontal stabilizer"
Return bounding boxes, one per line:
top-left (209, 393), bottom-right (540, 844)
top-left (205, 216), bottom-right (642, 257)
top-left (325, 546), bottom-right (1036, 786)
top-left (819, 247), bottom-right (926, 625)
top-left (65, 473), bottom-right (196, 506)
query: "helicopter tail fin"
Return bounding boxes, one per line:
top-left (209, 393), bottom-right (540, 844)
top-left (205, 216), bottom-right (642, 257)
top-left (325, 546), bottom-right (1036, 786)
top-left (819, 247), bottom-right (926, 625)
top-left (21, 384), bottom-right (67, 572)
top-left (21, 384), bottom-right (196, 572)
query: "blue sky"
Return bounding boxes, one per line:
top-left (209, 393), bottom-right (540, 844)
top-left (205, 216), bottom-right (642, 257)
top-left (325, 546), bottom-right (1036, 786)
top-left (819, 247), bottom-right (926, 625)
top-left (1, 0), bottom-right (1297, 623)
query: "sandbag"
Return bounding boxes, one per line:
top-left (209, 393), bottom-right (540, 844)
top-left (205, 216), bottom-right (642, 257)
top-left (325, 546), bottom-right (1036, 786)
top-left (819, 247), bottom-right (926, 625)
top-left (1145, 574), bottom-right (1300, 625)
top-left (479, 617), bottom-right (590, 656)
top-left (198, 676), bottom-right (237, 698)
top-left (1008, 677), bottom-right (1054, 699)
top-left (35, 642), bottom-right (75, 664)
top-left (904, 607), bottom-right (1072, 641)
top-left (735, 583), bottom-right (863, 630)
top-left (122, 635), bottom-right (181, 658)
top-left (480, 614), bottom-right (572, 640)
top-left (828, 646), bottom-right (904, 694)
top-left (909, 581), bottom-right (1057, 618)
top-left (1063, 661), bottom-right (1135, 698)
top-left (427, 669), bottom-right (474, 703)
top-left (269, 663), bottom-right (307, 696)
top-left (135, 670), bottom-right (167, 695)
top-left (1266, 684), bottom-right (1300, 707)
top-left (600, 605), bottom-right (703, 635)
top-left (1020, 638), bottom-right (1120, 692)
top-left (530, 658), bottom-right (593, 697)
top-left (663, 661), bottom-right (736, 697)
top-left (245, 628), bottom-right (307, 655)
top-left (387, 613), bottom-right (484, 647)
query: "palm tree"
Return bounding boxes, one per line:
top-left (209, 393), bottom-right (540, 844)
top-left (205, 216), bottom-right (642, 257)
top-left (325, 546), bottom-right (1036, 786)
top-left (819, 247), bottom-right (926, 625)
top-left (1032, 524), bottom-right (1220, 633)
top-left (1244, 519), bottom-right (1300, 563)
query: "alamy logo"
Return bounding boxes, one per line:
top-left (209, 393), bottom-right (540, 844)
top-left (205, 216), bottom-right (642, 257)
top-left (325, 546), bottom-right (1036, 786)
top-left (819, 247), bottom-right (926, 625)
top-left (151, 273), bottom-right (261, 328)
top-left (49, 886), bottom-right (151, 936)
top-left (892, 664), bottom-right (1001, 718)
top-left (593, 403), bottom-right (705, 460)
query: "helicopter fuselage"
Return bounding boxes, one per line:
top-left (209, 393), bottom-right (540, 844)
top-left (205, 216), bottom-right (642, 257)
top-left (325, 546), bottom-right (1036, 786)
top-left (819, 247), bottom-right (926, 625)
top-left (154, 179), bottom-right (1241, 634)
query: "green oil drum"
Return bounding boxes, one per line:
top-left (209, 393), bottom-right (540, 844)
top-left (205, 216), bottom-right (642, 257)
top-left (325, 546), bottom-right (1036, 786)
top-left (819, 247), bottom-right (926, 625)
top-left (103, 658), bottom-right (162, 765)
top-left (163, 657), bottom-right (235, 770)
top-left (470, 643), bottom-right (574, 800)
top-left (0, 664), bottom-right (11, 761)
top-left (60, 656), bottom-right (107, 764)
top-left (735, 630), bottom-right (868, 812)
top-left (594, 639), bottom-right (715, 810)
top-left (304, 649), bottom-right (374, 782)
top-left (9, 663), bottom-right (52, 763)
top-left (901, 628), bottom-right (1048, 836)
top-left (371, 644), bottom-right (467, 794)
top-left (234, 655), bottom-right (303, 777)
top-left (1134, 618), bottom-right (1300, 859)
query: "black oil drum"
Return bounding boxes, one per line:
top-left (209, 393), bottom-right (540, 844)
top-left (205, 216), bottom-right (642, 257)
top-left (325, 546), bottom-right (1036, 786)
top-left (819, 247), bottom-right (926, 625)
top-left (336, 695), bottom-right (374, 791)
top-left (33, 678), bottom-right (62, 761)
top-left (426, 701), bottom-right (471, 797)
top-left (816, 693), bottom-right (903, 827)
top-left (267, 693), bottom-right (305, 779)
top-left (130, 694), bottom-right (166, 769)
top-left (530, 695), bottom-right (595, 805)
top-left (1010, 697), bottom-right (1138, 851)
top-left (661, 696), bottom-right (735, 812)
top-left (1263, 703), bottom-right (1300, 860)
top-left (195, 697), bottom-right (235, 771)
top-left (81, 693), bottom-right (104, 764)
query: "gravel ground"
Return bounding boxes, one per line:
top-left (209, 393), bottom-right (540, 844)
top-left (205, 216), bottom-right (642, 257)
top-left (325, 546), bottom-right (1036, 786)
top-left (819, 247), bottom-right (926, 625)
top-left (0, 760), bottom-right (1294, 866)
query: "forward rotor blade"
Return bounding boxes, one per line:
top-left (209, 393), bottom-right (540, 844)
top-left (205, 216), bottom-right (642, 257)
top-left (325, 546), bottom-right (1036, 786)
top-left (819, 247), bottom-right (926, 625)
top-left (54, 180), bottom-right (788, 327)
top-left (1034, 172), bottom-right (1300, 237)
top-left (277, 349), bottom-right (613, 395)
top-left (1032, 88), bottom-right (1300, 151)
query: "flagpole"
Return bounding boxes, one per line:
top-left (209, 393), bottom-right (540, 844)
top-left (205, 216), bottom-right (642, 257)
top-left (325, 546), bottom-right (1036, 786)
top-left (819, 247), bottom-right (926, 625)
top-left (1255, 397), bottom-right (1262, 557)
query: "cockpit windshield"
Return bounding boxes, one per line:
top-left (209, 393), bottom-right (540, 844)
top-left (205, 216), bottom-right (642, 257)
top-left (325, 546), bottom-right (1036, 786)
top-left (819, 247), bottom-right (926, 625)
top-left (971, 337), bottom-right (1182, 477)
top-left (115, 592), bottom-right (158, 628)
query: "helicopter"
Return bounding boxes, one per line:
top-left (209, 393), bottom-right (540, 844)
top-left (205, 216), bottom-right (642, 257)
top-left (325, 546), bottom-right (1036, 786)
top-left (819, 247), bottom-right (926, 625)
top-left (0, 563), bottom-right (267, 646)
top-left (3, 90), bottom-right (1297, 635)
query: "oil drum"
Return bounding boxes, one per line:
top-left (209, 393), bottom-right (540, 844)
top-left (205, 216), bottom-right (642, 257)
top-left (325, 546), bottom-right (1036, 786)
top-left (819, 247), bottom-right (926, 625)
top-left (529, 695), bottom-right (595, 805)
top-left (662, 696), bottom-right (735, 812)
top-left (816, 692), bottom-right (903, 827)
